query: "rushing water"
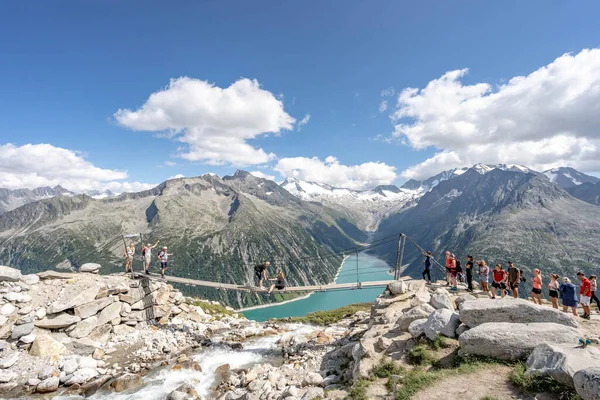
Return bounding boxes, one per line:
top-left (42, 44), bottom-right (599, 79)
top-left (242, 253), bottom-right (392, 321)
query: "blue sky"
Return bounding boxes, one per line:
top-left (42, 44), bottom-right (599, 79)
top-left (1, 1), bottom-right (600, 192)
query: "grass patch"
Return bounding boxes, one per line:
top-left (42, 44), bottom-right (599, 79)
top-left (408, 345), bottom-right (436, 366)
top-left (510, 363), bottom-right (581, 400)
top-left (481, 396), bottom-right (499, 400)
top-left (192, 300), bottom-right (235, 316)
top-left (372, 361), bottom-right (405, 379)
top-left (429, 335), bottom-right (451, 350)
top-left (348, 377), bottom-right (371, 400)
top-left (273, 303), bottom-right (371, 326)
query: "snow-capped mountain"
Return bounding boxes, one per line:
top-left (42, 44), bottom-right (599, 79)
top-left (82, 189), bottom-right (118, 199)
top-left (281, 178), bottom-right (420, 231)
top-left (542, 167), bottom-right (600, 189)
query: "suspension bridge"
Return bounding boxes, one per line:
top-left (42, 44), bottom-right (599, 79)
top-left (75, 232), bottom-right (447, 293)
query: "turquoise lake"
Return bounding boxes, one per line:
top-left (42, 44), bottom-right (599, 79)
top-left (242, 253), bottom-right (392, 321)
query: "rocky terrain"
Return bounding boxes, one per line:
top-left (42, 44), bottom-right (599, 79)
top-left (1, 263), bottom-right (599, 400)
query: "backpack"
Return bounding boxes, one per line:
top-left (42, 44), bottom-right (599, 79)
top-left (142, 248), bottom-right (146, 256)
top-left (254, 264), bottom-right (265, 273)
top-left (519, 269), bottom-right (526, 282)
top-left (455, 260), bottom-right (463, 272)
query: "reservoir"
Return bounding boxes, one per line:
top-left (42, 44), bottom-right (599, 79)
top-left (242, 253), bottom-right (391, 321)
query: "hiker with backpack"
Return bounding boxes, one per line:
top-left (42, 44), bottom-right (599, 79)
top-left (530, 268), bottom-right (543, 305)
top-left (157, 246), bottom-right (172, 279)
top-left (142, 240), bottom-right (160, 275)
top-left (254, 261), bottom-right (270, 290)
top-left (559, 277), bottom-right (578, 316)
top-left (507, 261), bottom-right (521, 298)
top-left (448, 253), bottom-right (459, 291)
top-left (422, 251), bottom-right (432, 285)
top-left (490, 264), bottom-right (508, 299)
top-left (445, 251), bottom-right (453, 286)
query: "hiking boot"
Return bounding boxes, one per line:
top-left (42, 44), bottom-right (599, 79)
top-left (582, 314), bottom-right (591, 320)
top-left (145, 270), bottom-right (150, 275)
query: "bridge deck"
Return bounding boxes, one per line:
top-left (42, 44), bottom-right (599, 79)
top-left (134, 272), bottom-right (394, 292)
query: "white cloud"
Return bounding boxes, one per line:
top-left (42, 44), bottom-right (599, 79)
top-left (379, 100), bottom-right (388, 112)
top-left (391, 49), bottom-right (600, 179)
top-left (115, 77), bottom-right (295, 166)
top-left (0, 143), bottom-right (156, 193)
top-left (297, 113), bottom-right (311, 131)
top-left (164, 161), bottom-right (176, 167)
top-left (275, 156), bottom-right (397, 190)
top-left (168, 174), bottom-right (185, 180)
top-left (249, 171), bottom-right (275, 181)
top-left (381, 87), bottom-right (395, 97)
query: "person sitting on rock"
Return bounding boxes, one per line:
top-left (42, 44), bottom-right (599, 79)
top-left (477, 260), bottom-right (490, 293)
top-left (267, 271), bottom-right (286, 294)
top-left (490, 264), bottom-right (507, 299)
top-left (254, 261), bottom-right (270, 290)
top-left (559, 277), bottom-right (578, 316)
top-left (548, 273), bottom-right (560, 309)
top-left (529, 268), bottom-right (543, 305)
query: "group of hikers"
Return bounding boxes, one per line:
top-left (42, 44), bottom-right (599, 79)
top-left (123, 241), bottom-right (172, 279)
top-left (422, 251), bottom-right (600, 320)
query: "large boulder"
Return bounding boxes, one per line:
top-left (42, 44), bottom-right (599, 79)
top-left (527, 343), bottom-right (600, 386)
top-left (410, 290), bottom-right (431, 307)
top-left (37, 271), bottom-right (76, 280)
top-left (36, 376), bottom-right (60, 393)
top-left (0, 266), bottom-right (21, 282)
top-left (408, 318), bottom-right (427, 338)
top-left (21, 274), bottom-right (40, 285)
top-left (79, 263), bottom-right (101, 273)
top-left (111, 373), bottom-right (143, 392)
top-left (74, 297), bottom-right (113, 319)
top-left (459, 298), bottom-right (578, 328)
top-left (387, 281), bottom-right (409, 295)
top-left (68, 316), bottom-right (98, 339)
top-left (47, 286), bottom-right (100, 314)
top-left (454, 293), bottom-right (477, 310)
top-left (458, 322), bottom-right (583, 361)
top-left (35, 313), bottom-right (81, 329)
top-left (430, 288), bottom-right (454, 310)
top-left (573, 367), bottom-right (600, 400)
top-left (423, 309), bottom-right (461, 340)
top-left (11, 322), bottom-right (34, 339)
top-left (97, 302), bottom-right (122, 325)
top-left (396, 305), bottom-right (435, 331)
top-left (29, 334), bottom-right (68, 358)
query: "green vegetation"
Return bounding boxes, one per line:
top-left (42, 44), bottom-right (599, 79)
top-left (192, 300), bottom-right (235, 316)
top-left (372, 361), bottom-right (405, 378)
top-left (348, 377), bottom-right (371, 400)
top-left (407, 345), bottom-right (436, 366)
top-left (272, 303), bottom-right (371, 326)
top-left (510, 363), bottom-right (581, 400)
top-left (480, 396), bottom-right (499, 400)
top-left (430, 335), bottom-right (451, 350)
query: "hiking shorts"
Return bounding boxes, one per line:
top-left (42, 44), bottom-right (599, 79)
top-left (160, 262), bottom-right (168, 270)
top-left (531, 288), bottom-right (542, 295)
top-left (509, 282), bottom-right (519, 290)
top-left (492, 282), bottom-right (506, 289)
top-left (450, 269), bottom-right (458, 277)
top-left (480, 276), bottom-right (489, 283)
top-left (580, 295), bottom-right (591, 306)
top-left (254, 270), bottom-right (263, 282)
top-left (549, 290), bottom-right (559, 298)
top-left (145, 254), bottom-right (151, 262)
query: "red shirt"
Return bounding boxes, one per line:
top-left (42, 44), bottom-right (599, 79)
top-left (580, 278), bottom-right (591, 296)
top-left (492, 270), bottom-right (506, 283)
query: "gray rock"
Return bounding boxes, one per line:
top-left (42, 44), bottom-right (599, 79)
top-left (74, 297), bottom-right (113, 319)
top-left (35, 312), bottom-right (81, 329)
top-left (69, 316), bottom-right (98, 339)
top-left (0, 370), bottom-right (17, 383)
top-left (88, 324), bottom-right (112, 343)
top-left (0, 352), bottom-right (19, 369)
top-left (28, 378), bottom-right (41, 386)
top-left (29, 334), bottom-right (68, 357)
top-left (410, 290), bottom-right (431, 307)
top-left (408, 318), bottom-right (428, 338)
top-left (302, 372), bottom-right (324, 387)
top-left (38, 365), bottom-right (57, 380)
top-left (64, 367), bottom-right (99, 386)
top-left (97, 302), bottom-right (121, 326)
top-left (78, 357), bottom-right (97, 369)
top-left (4, 292), bottom-right (32, 303)
top-left (112, 324), bottom-right (135, 335)
top-left (11, 321), bottom-right (34, 339)
top-left (0, 303), bottom-right (16, 316)
top-left (423, 309), bottom-right (461, 340)
top-left (47, 286), bottom-right (100, 314)
top-left (36, 376), bottom-right (60, 393)
top-left (79, 263), bottom-right (101, 273)
top-left (111, 373), bottom-right (143, 392)
top-left (21, 274), bottom-right (40, 285)
top-left (0, 266), bottom-right (21, 282)
top-left (459, 298), bottom-right (578, 328)
top-left (62, 358), bottom-right (79, 375)
top-left (19, 333), bottom-right (36, 344)
top-left (430, 288), bottom-right (454, 310)
top-left (526, 343), bottom-right (600, 386)
top-left (396, 305), bottom-right (434, 331)
top-left (301, 387), bottom-right (325, 400)
top-left (454, 293), bottom-right (477, 309)
top-left (459, 322), bottom-right (583, 361)
top-left (387, 281), bottom-right (408, 295)
top-left (573, 367), bottom-right (600, 400)
top-left (455, 323), bottom-right (469, 337)
top-left (37, 271), bottom-right (75, 280)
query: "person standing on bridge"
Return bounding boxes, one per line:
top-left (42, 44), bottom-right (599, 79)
top-left (254, 261), bottom-right (270, 290)
top-left (158, 246), bottom-right (172, 279)
top-left (124, 242), bottom-right (135, 273)
top-left (142, 240), bottom-right (160, 275)
top-left (422, 251), bottom-right (432, 285)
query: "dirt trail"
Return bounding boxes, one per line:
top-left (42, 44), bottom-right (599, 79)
top-left (410, 365), bottom-right (536, 400)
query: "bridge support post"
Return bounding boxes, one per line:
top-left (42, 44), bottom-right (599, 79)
top-left (394, 234), bottom-right (406, 280)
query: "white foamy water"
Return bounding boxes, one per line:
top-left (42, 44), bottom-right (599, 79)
top-left (61, 324), bottom-right (317, 400)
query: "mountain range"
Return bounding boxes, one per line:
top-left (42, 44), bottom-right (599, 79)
top-left (0, 164), bottom-right (599, 306)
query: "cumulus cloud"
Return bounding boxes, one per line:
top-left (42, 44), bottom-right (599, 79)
top-left (168, 174), bottom-right (185, 179)
top-left (297, 114), bottom-right (311, 131)
top-left (164, 161), bottom-right (177, 167)
top-left (391, 49), bottom-right (600, 179)
top-left (249, 171), bottom-right (275, 181)
top-left (275, 156), bottom-right (397, 190)
top-left (0, 143), bottom-right (156, 193)
top-left (115, 77), bottom-right (295, 166)
top-left (379, 100), bottom-right (388, 112)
